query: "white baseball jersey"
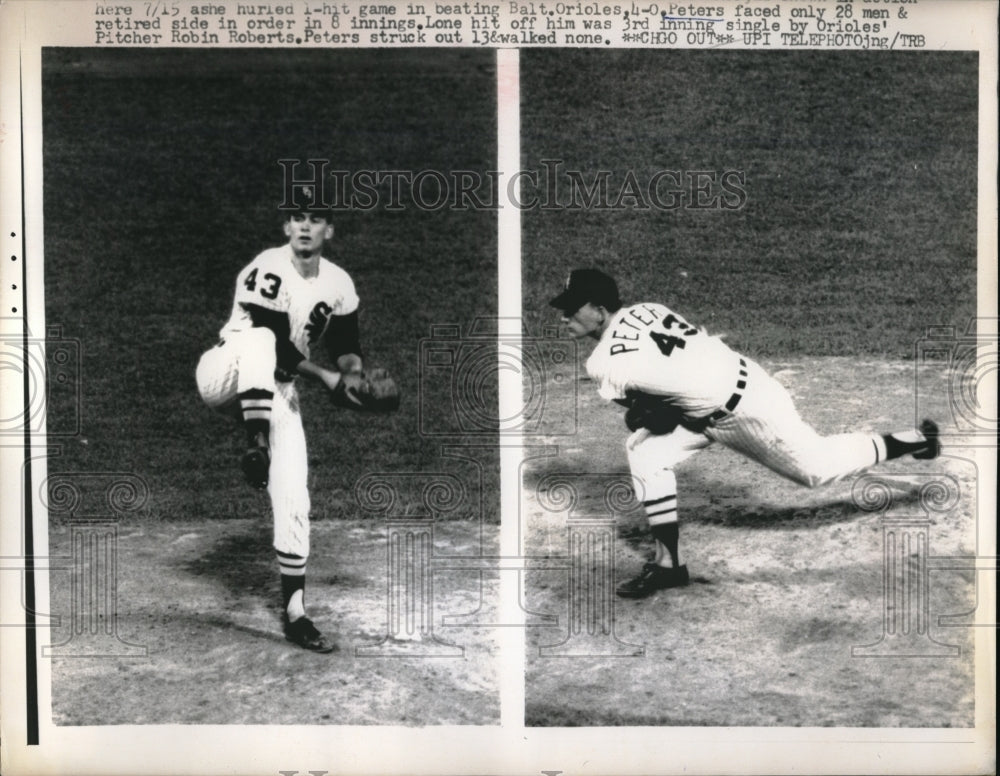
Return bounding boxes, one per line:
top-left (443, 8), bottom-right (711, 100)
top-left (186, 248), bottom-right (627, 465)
top-left (585, 302), bottom-right (883, 510)
top-left (586, 302), bottom-right (744, 417)
top-left (197, 244), bottom-right (360, 559)
top-left (221, 244), bottom-right (359, 368)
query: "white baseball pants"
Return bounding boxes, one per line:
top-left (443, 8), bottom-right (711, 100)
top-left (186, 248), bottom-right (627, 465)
top-left (627, 358), bottom-right (883, 524)
top-left (195, 328), bottom-right (311, 557)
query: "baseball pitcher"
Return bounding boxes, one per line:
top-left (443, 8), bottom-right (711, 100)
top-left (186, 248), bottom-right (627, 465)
top-left (195, 191), bottom-right (398, 652)
top-left (550, 268), bottom-right (940, 599)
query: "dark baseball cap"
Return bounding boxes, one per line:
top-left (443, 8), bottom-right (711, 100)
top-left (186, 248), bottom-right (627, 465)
top-left (280, 184), bottom-right (333, 219)
top-left (549, 268), bottom-right (621, 313)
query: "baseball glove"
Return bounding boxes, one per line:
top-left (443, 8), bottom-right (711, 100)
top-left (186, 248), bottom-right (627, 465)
top-left (332, 368), bottom-right (400, 412)
top-left (623, 391), bottom-right (685, 435)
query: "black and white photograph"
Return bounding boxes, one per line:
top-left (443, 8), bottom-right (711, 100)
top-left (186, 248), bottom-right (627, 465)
top-left (520, 48), bottom-right (984, 727)
top-left (36, 46), bottom-right (500, 726)
top-left (0, 1), bottom-right (995, 775)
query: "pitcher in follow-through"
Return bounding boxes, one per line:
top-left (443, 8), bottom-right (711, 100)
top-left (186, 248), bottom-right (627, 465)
top-left (550, 268), bottom-right (941, 599)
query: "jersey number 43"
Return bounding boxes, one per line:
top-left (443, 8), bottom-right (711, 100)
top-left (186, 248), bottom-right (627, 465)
top-left (244, 268), bottom-right (282, 300)
top-left (650, 314), bottom-right (699, 356)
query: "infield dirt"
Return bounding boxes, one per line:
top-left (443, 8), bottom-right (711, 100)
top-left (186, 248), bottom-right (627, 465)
top-left (523, 358), bottom-right (977, 727)
top-left (48, 519), bottom-right (500, 725)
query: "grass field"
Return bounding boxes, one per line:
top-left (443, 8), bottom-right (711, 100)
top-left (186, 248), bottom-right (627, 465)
top-left (42, 48), bottom-right (499, 522)
top-left (522, 50), bottom-right (978, 357)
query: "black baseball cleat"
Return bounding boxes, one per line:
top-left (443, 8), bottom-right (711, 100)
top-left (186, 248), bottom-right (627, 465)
top-left (283, 615), bottom-right (338, 653)
top-left (241, 433), bottom-right (270, 489)
top-left (616, 563), bottom-right (690, 599)
top-left (912, 419), bottom-right (941, 460)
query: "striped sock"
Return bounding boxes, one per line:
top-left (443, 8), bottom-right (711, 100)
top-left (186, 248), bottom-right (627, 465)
top-left (871, 435), bottom-right (889, 463)
top-left (277, 550), bottom-right (306, 621)
top-left (644, 493), bottom-right (678, 524)
top-left (239, 388), bottom-right (273, 445)
top-left (644, 492), bottom-right (679, 568)
top-left (883, 428), bottom-right (927, 459)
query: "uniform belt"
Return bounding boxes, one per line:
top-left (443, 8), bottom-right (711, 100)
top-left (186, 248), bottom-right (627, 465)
top-left (709, 358), bottom-right (748, 421)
